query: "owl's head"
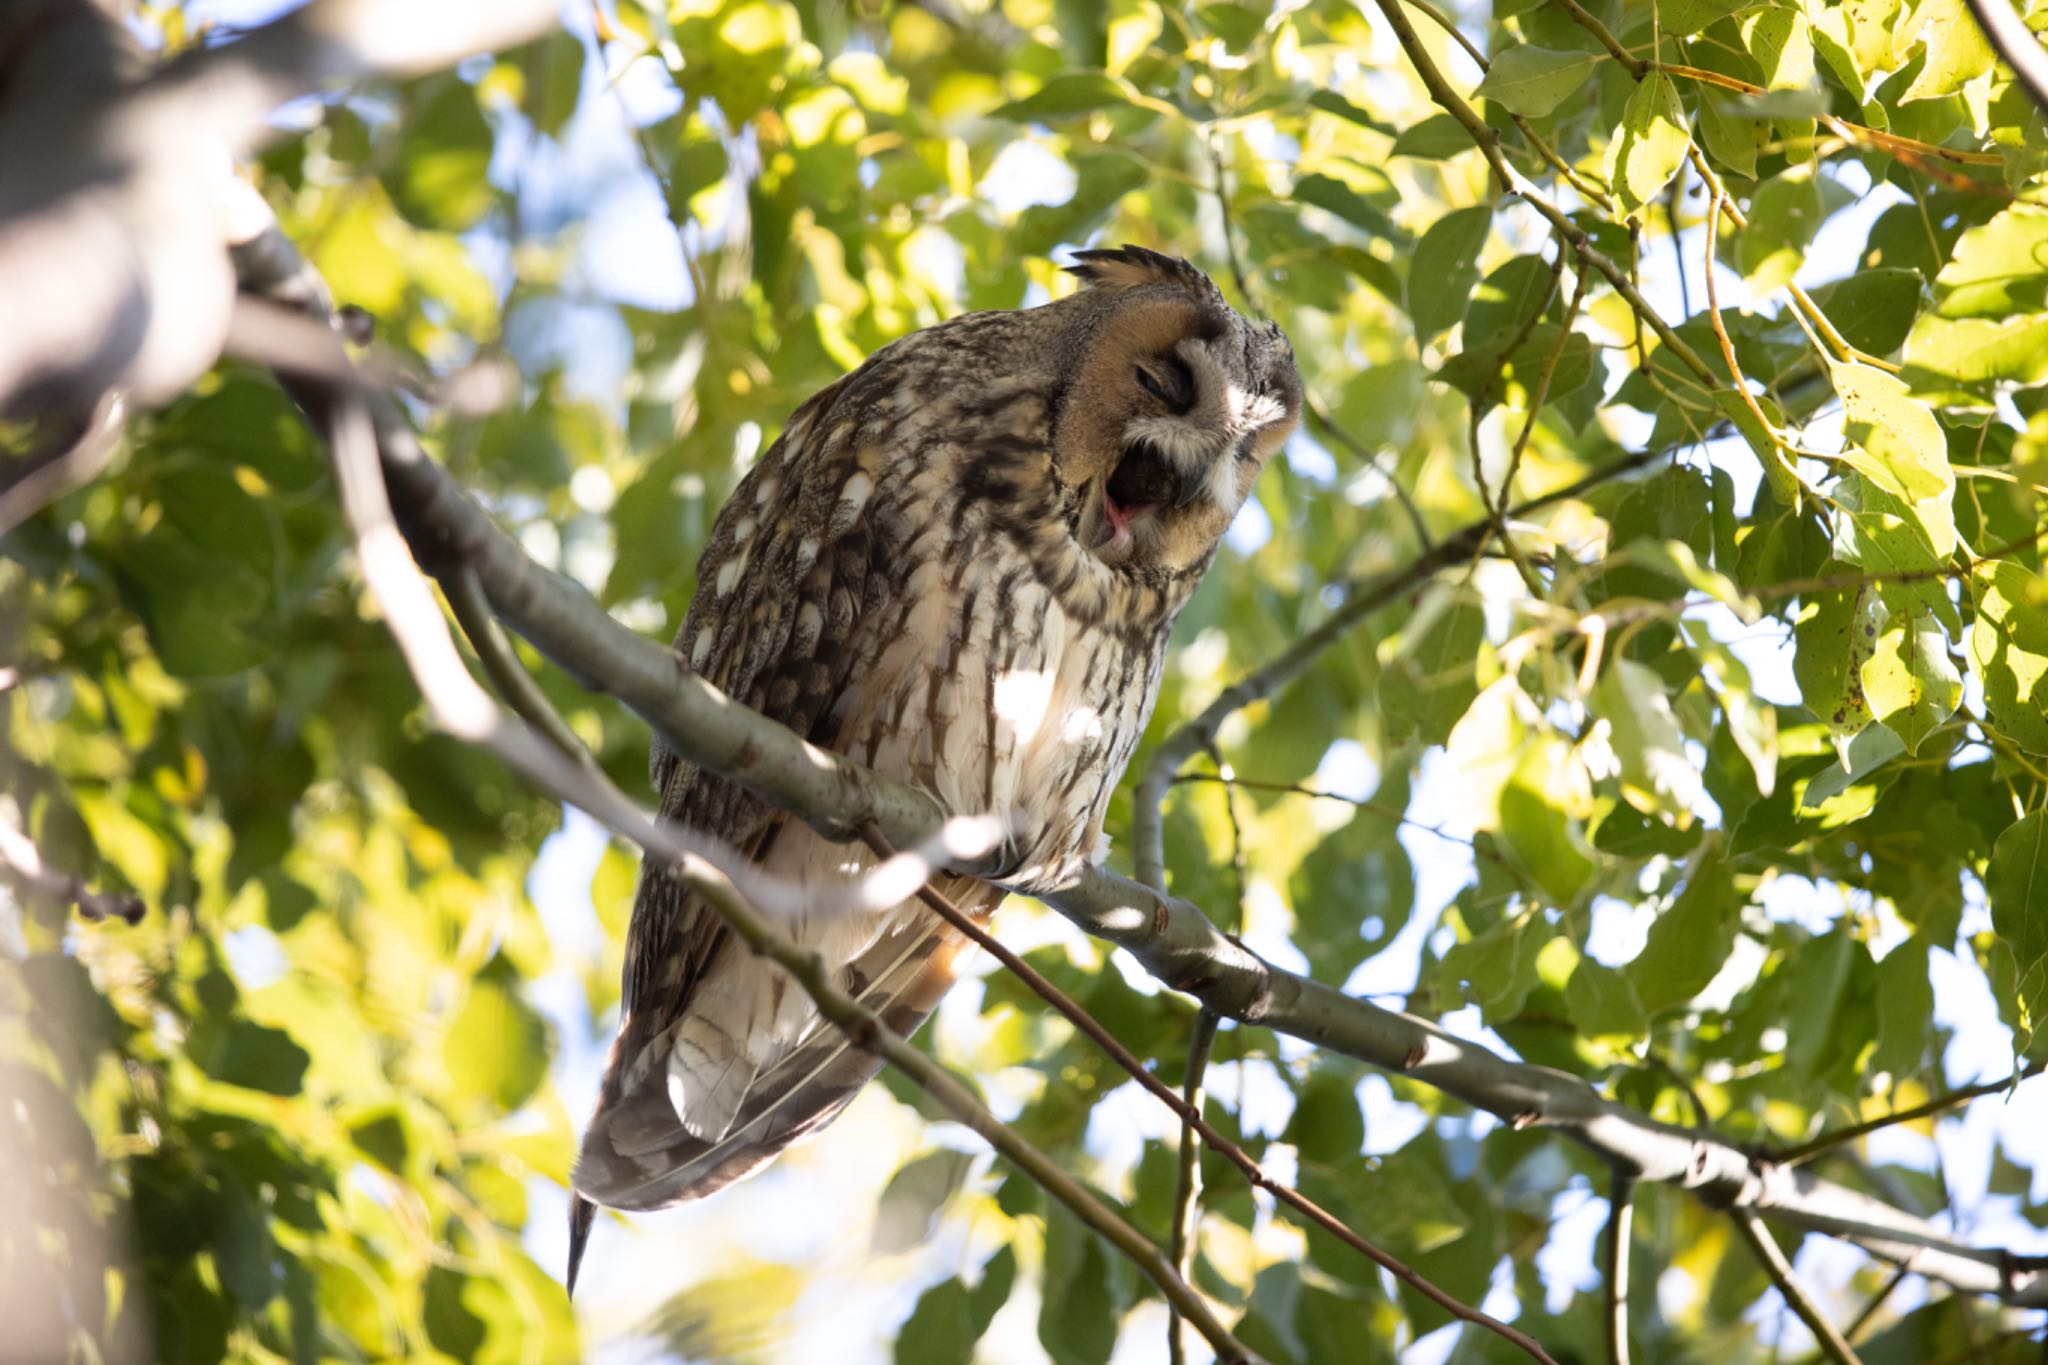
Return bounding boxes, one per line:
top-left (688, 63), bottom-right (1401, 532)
top-left (1052, 246), bottom-right (1302, 575)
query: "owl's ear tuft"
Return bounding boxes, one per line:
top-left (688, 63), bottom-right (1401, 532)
top-left (1065, 245), bottom-right (1219, 299)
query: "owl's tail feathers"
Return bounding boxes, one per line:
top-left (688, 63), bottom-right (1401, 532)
top-left (569, 888), bottom-right (992, 1254)
top-left (566, 1195), bottom-right (595, 1299)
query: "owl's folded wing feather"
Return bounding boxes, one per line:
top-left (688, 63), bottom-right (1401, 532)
top-left (569, 375), bottom-right (985, 1290)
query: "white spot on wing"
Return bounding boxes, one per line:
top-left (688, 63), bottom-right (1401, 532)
top-left (794, 601), bottom-right (824, 651)
top-left (715, 556), bottom-right (744, 597)
top-left (992, 668), bottom-right (1056, 745)
top-left (691, 626), bottom-right (715, 669)
top-left (830, 472), bottom-right (874, 534)
top-left (796, 537), bottom-right (821, 570)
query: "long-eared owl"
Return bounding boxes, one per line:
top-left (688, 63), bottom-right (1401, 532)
top-left (569, 246), bottom-right (1302, 1282)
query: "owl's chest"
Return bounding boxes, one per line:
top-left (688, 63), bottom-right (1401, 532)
top-left (848, 552), bottom-right (1163, 887)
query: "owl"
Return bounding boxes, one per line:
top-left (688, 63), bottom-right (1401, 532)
top-left (568, 246), bottom-right (1301, 1286)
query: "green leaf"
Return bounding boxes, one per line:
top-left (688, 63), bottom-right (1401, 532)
top-left (1901, 0), bottom-right (1996, 100)
top-left (1626, 846), bottom-right (1737, 1013)
top-left (1293, 172), bottom-right (1398, 239)
top-left (1832, 475), bottom-right (1958, 623)
top-left (1407, 205), bottom-right (1492, 341)
top-left (1872, 940), bottom-right (1937, 1079)
top-left (993, 71), bottom-right (1135, 121)
top-left (1860, 609), bottom-right (1961, 753)
top-left (1594, 658), bottom-right (1706, 820)
top-left (895, 1250), bottom-right (1016, 1365)
top-left (1969, 560), bottom-right (2048, 754)
top-left (1462, 255), bottom-right (1557, 352)
top-left (1739, 166), bottom-right (1825, 295)
top-left (1793, 572), bottom-right (1878, 740)
top-left (1698, 96), bottom-right (1765, 178)
top-left (1284, 1066), bottom-right (1366, 1164)
top-left (1289, 806), bottom-right (1415, 978)
top-left (1307, 89), bottom-right (1395, 135)
top-left (1832, 362), bottom-right (1956, 540)
top-left (1473, 47), bottom-right (1602, 116)
top-left (1988, 811), bottom-right (2048, 1041)
top-left (1805, 268), bottom-right (1925, 356)
top-left (392, 77), bottom-right (495, 230)
top-left (518, 32), bottom-right (585, 138)
top-left (1039, 1206), bottom-right (1124, 1365)
top-left (195, 1019), bottom-right (312, 1097)
top-left (1566, 958), bottom-right (1646, 1040)
top-left (1905, 312), bottom-right (2048, 385)
top-left (1745, 6), bottom-right (1817, 91)
top-left (1800, 720), bottom-right (1907, 810)
top-left (1931, 203), bottom-right (2048, 318)
top-left (441, 977), bottom-right (549, 1112)
top-left (1606, 72), bottom-right (1692, 220)
top-left (1390, 113), bottom-right (1476, 160)
top-left (1499, 739), bottom-right (1596, 906)
top-left (872, 1148), bottom-right (975, 1256)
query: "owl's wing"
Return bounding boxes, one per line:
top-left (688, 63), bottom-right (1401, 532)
top-left (568, 381), bottom-right (993, 1290)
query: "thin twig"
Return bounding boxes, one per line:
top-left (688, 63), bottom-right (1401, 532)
top-left (1132, 441), bottom-right (1666, 886)
top-left (0, 800), bottom-right (147, 924)
top-left (0, 392), bottom-right (126, 535)
top-left (1779, 1061), bottom-right (2048, 1166)
top-left (1605, 1173), bottom-right (1636, 1365)
top-left (442, 565), bottom-right (602, 774)
top-left (1734, 1211), bottom-right (1864, 1365)
top-left (1842, 1261), bottom-right (1913, 1342)
top-left (1369, 0), bottom-right (1717, 383)
top-left (857, 824), bottom-right (1563, 1365)
top-left (1303, 395), bottom-right (1435, 551)
top-left (1167, 1008), bottom-right (1219, 1365)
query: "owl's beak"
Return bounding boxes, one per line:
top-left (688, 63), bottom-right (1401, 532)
top-left (1107, 437), bottom-right (1205, 515)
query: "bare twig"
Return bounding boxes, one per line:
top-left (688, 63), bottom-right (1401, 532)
top-left (856, 825), bottom-right (1563, 1364)
top-left (1167, 1008), bottom-right (1219, 1365)
top-left (1842, 1261), bottom-right (1913, 1342)
top-left (1734, 1212), bottom-right (1864, 1365)
top-left (442, 565), bottom-right (602, 775)
top-left (1779, 1061), bottom-right (2048, 1166)
top-left (0, 799), bottom-right (146, 924)
top-left (1605, 1173), bottom-right (1635, 1365)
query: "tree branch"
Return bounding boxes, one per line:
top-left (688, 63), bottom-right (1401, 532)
top-left (1166, 1007), bottom-right (1217, 1365)
top-left (856, 824), bottom-right (1559, 1364)
top-left (1778, 1061), bottom-right (2048, 1167)
top-left (0, 797), bottom-right (147, 925)
top-left (1733, 1211), bottom-right (1864, 1365)
top-left (1604, 1173), bottom-right (1635, 1365)
top-left (1966, 0), bottom-right (2048, 119)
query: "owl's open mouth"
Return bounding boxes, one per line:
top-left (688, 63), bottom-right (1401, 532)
top-left (1087, 438), bottom-right (1198, 562)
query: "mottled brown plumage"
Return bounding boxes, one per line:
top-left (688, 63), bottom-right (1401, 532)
top-left (569, 246), bottom-right (1300, 1288)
